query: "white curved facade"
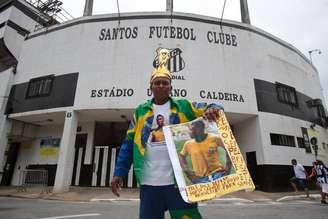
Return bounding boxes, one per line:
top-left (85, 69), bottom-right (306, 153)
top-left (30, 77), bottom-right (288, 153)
top-left (1, 1), bottom-right (327, 191)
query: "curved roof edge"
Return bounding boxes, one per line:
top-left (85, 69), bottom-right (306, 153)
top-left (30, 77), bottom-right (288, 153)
top-left (26, 11), bottom-right (317, 72)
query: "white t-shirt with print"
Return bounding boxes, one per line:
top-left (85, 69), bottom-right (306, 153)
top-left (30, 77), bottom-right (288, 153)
top-left (293, 164), bottom-right (306, 179)
top-left (141, 101), bottom-right (174, 185)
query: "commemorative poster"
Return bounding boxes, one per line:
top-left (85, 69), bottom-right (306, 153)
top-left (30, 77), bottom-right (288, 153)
top-left (163, 110), bottom-right (255, 203)
top-left (307, 128), bottom-right (327, 157)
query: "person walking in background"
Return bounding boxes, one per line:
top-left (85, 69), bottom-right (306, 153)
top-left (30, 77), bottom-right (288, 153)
top-left (309, 160), bottom-right (328, 204)
top-left (290, 159), bottom-right (309, 198)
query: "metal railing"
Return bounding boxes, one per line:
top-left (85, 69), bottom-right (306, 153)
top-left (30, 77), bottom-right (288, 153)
top-left (24, 0), bottom-right (74, 31)
top-left (18, 169), bottom-right (49, 193)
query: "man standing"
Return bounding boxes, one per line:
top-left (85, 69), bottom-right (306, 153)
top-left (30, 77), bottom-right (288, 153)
top-left (290, 159), bottom-right (309, 197)
top-left (111, 66), bottom-right (223, 219)
top-left (179, 119), bottom-right (231, 184)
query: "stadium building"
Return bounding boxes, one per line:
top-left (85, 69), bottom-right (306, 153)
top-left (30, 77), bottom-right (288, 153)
top-left (0, 0), bottom-right (327, 192)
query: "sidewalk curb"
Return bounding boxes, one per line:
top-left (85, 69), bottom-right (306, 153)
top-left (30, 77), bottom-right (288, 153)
top-left (91, 198), bottom-right (140, 202)
top-left (210, 198), bottom-right (254, 203)
top-left (1, 188), bottom-right (322, 203)
top-left (1, 194), bottom-right (42, 200)
top-left (276, 194), bottom-right (321, 202)
top-left (90, 197), bottom-right (254, 203)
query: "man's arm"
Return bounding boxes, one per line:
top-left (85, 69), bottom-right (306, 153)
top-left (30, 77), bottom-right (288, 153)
top-left (301, 165), bottom-right (309, 178)
top-left (224, 150), bottom-right (232, 175)
top-left (179, 153), bottom-right (189, 171)
top-left (179, 154), bottom-right (197, 181)
top-left (179, 144), bottom-right (197, 180)
top-left (111, 115), bottom-right (136, 196)
top-left (216, 136), bottom-right (231, 175)
top-left (308, 167), bottom-right (316, 179)
top-left (191, 101), bottom-right (224, 122)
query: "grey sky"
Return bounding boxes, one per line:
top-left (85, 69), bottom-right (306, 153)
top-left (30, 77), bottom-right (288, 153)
top-left (59, 0), bottom-right (328, 106)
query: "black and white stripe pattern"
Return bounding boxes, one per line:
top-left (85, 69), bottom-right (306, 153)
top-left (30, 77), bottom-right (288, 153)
top-left (73, 147), bottom-right (83, 186)
top-left (168, 48), bottom-right (185, 73)
top-left (152, 48), bottom-right (185, 73)
top-left (91, 146), bottom-right (135, 187)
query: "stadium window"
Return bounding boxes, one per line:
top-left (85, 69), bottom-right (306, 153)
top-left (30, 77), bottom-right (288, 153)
top-left (297, 137), bottom-right (305, 149)
top-left (26, 75), bottom-right (54, 98)
top-left (270, 133), bottom-right (296, 147)
top-left (275, 82), bottom-right (298, 107)
top-left (317, 105), bottom-right (326, 119)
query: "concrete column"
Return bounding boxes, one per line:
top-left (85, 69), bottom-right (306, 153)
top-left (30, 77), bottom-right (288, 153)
top-left (53, 110), bottom-right (78, 193)
top-left (84, 121), bottom-right (95, 164)
top-left (240, 0), bottom-right (251, 24)
top-left (0, 68), bottom-right (14, 182)
top-left (166, 0), bottom-right (173, 12)
top-left (83, 0), bottom-right (94, 16)
top-left (0, 118), bottom-right (11, 182)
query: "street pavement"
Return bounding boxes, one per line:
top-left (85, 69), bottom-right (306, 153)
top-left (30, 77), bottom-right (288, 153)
top-left (1, 194), bottom-right (327, 219)
top-left (0, 186), bottom-right (323, 204)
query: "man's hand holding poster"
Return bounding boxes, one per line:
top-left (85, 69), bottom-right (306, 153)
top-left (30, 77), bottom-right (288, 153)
top-left (163, 110), bottom-right (255, 203)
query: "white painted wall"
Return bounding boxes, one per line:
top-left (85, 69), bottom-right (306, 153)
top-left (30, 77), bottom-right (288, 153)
top-left (3, 5), bottom-right (40, 60)
top-left (0, 68), bottom-right (12, 112)
top-left (11, 120), bottom-right (96, 185)
top-left (317, 128), bottom-right (328, 162)
top-left (16, 13), bottom-right (262, 113)
top-left (0, 7), bottom-right (11, 38)
top-left (78, 121), bottom-right (95, 164)
top-left (233, 116), bottom-right (265, 164)
top-left (0, 68), bottom-right (14, 181)
top-left (11, 124), bottom-right (63, 185)
top-left (258, 112), bottom-right (328, 166)
top-left (3, 23), bottom-right (25, 59)
top-left (0, 7), bottom-right (11, 26)
top-left (0, 1), bottom-right (43, 62)
top-left (15, 12), bottom-right (322, 115)
top-left (9, 6), bottom-right (39, 33)
top-left (250, 28), bottom-right (323, 101)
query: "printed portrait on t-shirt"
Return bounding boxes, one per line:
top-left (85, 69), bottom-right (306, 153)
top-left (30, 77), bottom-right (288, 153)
top-left (150, 114), bottom-right (166, 143)
top-left (142, 108), bottom-right (174, 186)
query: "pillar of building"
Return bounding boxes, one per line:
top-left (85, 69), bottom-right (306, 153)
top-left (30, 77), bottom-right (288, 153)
top-left (0, 68), bottom-right (15, 182)
top-left (240, 0), bottom-right (251, 24)
top-left (166, 0), bottom-right (173, 12)
top-left (0, 118), bottom-right (12, 182)
top-left (53, 110), bottom-right (78, 193)
top-left (83, 0), bottom-right (94, 16)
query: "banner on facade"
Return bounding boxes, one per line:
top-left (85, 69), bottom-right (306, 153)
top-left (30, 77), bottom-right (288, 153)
top-left (307, 128), bottom-right (326, 157)
top-left (163, 110), bottom-right (255, 203)
top-left (301, 127), bottom-right (312, 153)
top-left (40, 138), bottom-right (60, 157)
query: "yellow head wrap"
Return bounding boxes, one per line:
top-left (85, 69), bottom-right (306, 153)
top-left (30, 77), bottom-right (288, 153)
top-left (150, 67), bottom-right (172, 84)
top-left (150, 48), bottom-right (172, 84)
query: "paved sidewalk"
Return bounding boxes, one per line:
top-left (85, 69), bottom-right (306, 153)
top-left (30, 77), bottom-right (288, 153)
top-left (0, 186), bottom-right (321, 203)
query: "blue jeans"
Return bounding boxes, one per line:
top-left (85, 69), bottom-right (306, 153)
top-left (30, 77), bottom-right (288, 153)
top-left (290, 176), bottom-right (308, 190)
top-left (192, 171), bottom-right (225, 184)
top-left (139, 184), bottom-right (202, 219)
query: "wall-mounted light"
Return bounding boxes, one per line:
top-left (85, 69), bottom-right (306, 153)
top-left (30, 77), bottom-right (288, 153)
top-left (308, 49), bottom-right (322, 64)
